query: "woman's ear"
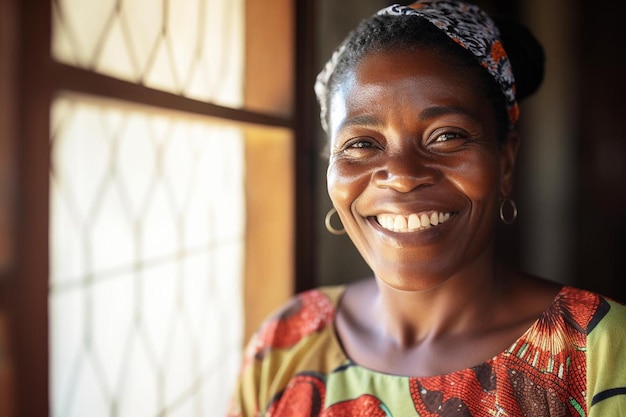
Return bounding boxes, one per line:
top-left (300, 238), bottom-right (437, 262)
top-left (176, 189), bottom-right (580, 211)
top-left (499, 130), bottom-right (520, 196)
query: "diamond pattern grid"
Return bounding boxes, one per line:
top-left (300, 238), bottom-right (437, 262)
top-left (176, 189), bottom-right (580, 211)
top-left (50, 95), bottom-right (245, 417)
top-left (51, 0), bottom-right (244, 107)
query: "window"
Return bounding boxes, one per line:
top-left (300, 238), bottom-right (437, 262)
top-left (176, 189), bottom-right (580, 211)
top-left (0, 0), bottom-right (296, 415)
top-left (50, 95), bottom-right (248, 416)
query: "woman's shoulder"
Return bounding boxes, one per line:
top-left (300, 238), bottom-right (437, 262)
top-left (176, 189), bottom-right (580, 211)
top-left (556, 286), bottom-right (626, 335)
top-left (246, 285), bottom-right (346, 355)
top-left (575, 287), bottom-right (626, 413)
top-left (269, 284), bottom-right (346, 324)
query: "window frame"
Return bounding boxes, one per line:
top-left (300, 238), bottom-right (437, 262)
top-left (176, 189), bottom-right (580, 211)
top-left (0, 0), bottom-right (318, 415)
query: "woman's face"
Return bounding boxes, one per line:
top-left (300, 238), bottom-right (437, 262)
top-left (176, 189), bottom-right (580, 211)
top-left (326, 48), bottom-right (518, 291)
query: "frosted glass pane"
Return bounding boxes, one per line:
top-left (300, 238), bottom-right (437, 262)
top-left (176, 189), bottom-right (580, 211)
top-left (169, 399), bottom-right (196, 417)
top-left (203, 356), bottom-right (240, 417)
top-left (122, 0), bottom-right (162, 75)
top-left (50, 95), bottom-right (245, 416)
top-left (49, 289), bottom-right (84, 417)
top-left (115, 116), bottom-right (158, 217)
top-left (141, 183), bottom-right (179, 259)
top-left (52, 0), bottom-right (244, 107)
top-left (90, 184), bottom-right (135, 273)
top-left (161, 124), bottom-right (196, 214)
top-left (52, 104), bottom-right (112, 222)
top-left (184, 179), bottom-right (212, 248)
top-left (95, 17), bottom-right (137, 81)
top-left (163, 320), bottom-right (195, 406)
top-left (49, 181), bottom-right (84, 284)
top-left (67, 359), bottom-right (110, 417)
top-left (91, 273), bottom-right (135, 391)
top-left (141, 261), bottom-right (178, 363)
top-left (143, 40), bottom-right (178, 93)
top-left (52, 4), bottom-right (78, 67)
top-left (182, 253), bottom-right (211, 343)
top-left (213, 141), bottom-right (246, 241)
top-left (191, 0), bottom-right (244, 106)
top-left (117, 338), bottom-right (160, 417)
top-left (168, 0), bottom-right (200, 89)
top-left (53, 0), bottom-right (117, 64)
top-left (214, 244), bottom-right (244, 312)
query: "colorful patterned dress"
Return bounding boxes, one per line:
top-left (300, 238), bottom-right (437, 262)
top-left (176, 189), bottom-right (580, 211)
top-left (227, 286), bottom-right (626, 416)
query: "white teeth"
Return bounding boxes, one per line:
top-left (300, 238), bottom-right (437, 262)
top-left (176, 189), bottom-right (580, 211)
top-left (408, 213), bottom-right (421, 229)
top-left (394, 215), bottom-right (407, 231)
top-left (376, 212), bottom-right (452, 233)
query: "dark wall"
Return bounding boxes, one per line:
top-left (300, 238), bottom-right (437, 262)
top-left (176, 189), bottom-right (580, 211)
top-left (574, 0), bottom-right (626, 302)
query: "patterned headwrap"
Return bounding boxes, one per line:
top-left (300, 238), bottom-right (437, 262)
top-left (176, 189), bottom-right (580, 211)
top-left (315, 0), bottom-right (519, 134)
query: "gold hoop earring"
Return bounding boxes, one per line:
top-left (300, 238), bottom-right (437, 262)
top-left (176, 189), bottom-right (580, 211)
top-left (499, 198), bottom-right (518, 225)
top-left (325, 208), bottom-right (346, 235)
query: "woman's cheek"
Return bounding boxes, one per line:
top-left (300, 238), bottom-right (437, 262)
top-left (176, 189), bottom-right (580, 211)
top-left (327, 161), bottom-right (370, 206)
top-left (446, 152), bottom-right (501, 202)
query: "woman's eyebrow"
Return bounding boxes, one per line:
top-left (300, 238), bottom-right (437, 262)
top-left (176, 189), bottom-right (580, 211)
top-left (420, 105), bottom-right (479, 122)
top-left (336, 114), bottom-right (382, 132)
top-left (337, 107), bottom-right (480, 132)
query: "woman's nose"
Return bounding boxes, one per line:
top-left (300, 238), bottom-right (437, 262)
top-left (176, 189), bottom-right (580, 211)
top-left (371, 154), bottom-right (440, 193)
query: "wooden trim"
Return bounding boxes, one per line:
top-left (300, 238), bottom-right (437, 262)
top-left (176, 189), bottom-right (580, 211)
top-left (0, 0), bottom-right (18, 277)
top-left (294, 0), bottom-right (319, 293)
top-left (0, 0), bottom-right (19, 413)
top-left (12, 0), bottom-right (53, 415)
top-left (52, 62), bottom-right (293, 129)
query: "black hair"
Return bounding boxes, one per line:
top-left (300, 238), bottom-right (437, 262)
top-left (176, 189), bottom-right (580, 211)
top-left (495, 17), bottom-right (545, 103)
top-left (323, 14), bottom-right (545, 143)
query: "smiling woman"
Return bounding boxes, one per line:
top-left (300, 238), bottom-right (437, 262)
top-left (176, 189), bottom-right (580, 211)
top-left (326, 48), bottom-right (511, 291)
top-left (226, 1), bottom-right (626, 417)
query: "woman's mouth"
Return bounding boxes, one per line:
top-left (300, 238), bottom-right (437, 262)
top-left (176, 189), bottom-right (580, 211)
top-left (375, 212), bottom-right (452, 233)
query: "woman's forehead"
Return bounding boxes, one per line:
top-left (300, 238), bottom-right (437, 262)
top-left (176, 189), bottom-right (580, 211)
top-left (332, 49), bottom-right (486, 109)
top-left (327, 49), bottom-right (495, 137)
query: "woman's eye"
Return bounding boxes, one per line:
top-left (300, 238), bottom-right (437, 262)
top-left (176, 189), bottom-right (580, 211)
top-left (428, 130), bottom-right (474, 150)
top-left (349, 140), bottom-right (374, 149)
top-left (333, 137), bottom-right (380, 158)
top-left (434, 132), bottom-right (463, 142)
top-left (342, 137), bottom-right (379, 151)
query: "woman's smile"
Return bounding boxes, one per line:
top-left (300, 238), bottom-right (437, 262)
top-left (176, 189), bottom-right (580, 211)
top-left (326, 47), bottom-right (516, 288)
top-left (362, 205), bottom-right (459, 251)
top-left (375, 211), bottom-right (452, 233)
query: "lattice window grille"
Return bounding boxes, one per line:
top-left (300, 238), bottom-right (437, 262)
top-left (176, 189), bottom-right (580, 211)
top-left (52, 0), bottom-right (244, 107)
top-left (49, 95), bottom-right (245, 416)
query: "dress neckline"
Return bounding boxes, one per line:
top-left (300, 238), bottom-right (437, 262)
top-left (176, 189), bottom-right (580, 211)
top-left (326, 284), bottom-right (569, 379)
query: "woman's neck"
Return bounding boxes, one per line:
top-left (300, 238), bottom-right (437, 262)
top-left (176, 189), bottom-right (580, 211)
top-left (335, 260), bottom-right (562, 377)
top-left (372, 258), bottom-right (505, 348)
